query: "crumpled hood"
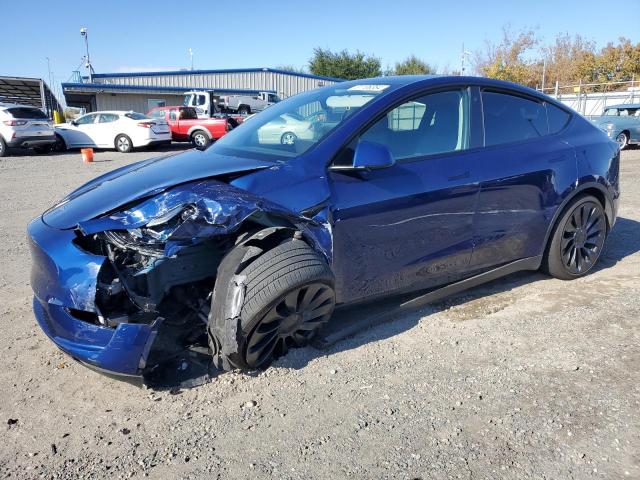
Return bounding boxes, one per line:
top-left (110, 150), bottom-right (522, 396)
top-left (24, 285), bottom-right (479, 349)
top-left (42, 148), bottom-right (275, 230)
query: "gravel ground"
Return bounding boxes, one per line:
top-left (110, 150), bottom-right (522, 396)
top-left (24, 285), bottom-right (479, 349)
top-left (0, 145), bottom-right (638, 480)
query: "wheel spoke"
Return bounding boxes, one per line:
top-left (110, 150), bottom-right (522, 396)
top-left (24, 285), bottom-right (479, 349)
top-left (282, 290), bottom-right (299, 312)
top-left (308, 289), bottom-right (333, 310)
top-left (299, 284), bottom-right (322, 310)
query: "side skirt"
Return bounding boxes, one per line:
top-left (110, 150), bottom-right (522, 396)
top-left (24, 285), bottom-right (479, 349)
top-left (314, 255), bottom-right (543, 348)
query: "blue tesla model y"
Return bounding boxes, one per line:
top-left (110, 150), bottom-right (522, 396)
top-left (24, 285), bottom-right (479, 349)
top-left (28, 76), bottom-right (620, 379)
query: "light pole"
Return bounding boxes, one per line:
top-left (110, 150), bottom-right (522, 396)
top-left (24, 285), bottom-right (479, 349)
top-left (460, 43), bottom-right (471, 76)
top-left (80, 27), bottom-right (94, 82)
top-left (188, 48), bottom-right (194, 71)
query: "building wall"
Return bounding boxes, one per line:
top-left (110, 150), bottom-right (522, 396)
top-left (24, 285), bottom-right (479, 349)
top-left (95, 92), bottom-right (184, 113)
top-left (94, 71), bottom-right (337, 98)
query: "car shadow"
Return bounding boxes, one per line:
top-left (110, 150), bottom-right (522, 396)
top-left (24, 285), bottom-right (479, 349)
top-left (147, 216), bottom-right (640, 390)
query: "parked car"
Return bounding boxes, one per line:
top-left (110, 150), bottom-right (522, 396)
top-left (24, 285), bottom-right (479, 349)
top-left (183, 90), bottom-right (280, 117)
top-left (0, 103), bottom-right (56, 157)
top-left (590, 103), bottom-right (640, 149)
top-left (257, 112), bottom-right (314, 144)
top-left (54, 111), bottom-right (171, 153)
top-left (148, 106), bottom-right (234, 148)
top-left (28, 76), bottom-right (619, 380)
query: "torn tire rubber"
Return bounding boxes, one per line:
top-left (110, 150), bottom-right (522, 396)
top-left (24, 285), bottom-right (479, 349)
top-left (208, 238), bottom-right (335, 370)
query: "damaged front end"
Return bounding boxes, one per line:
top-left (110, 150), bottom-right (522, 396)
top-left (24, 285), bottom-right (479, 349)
top-left (29, 178), bottom-right (329, 383)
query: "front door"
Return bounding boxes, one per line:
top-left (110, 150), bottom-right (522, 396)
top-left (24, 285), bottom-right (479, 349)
top-left (328, 88), bottom-right (480, 304)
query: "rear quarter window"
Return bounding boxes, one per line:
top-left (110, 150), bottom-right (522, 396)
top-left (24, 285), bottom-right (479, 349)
top-left (482, 91), bottom-right (547, 146)
top-left (124, 112), bottom-right (149, 120)
top-left (6, 107), bottom-right (48, 120)
top-left (545, 103), bottom-right (571, 133)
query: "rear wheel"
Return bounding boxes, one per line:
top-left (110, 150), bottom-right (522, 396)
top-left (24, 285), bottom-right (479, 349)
top-left (115, 134), bottom-right (133, 153)
top-left (238, 105), bottom-right (251, 116)
top-left (208, 238), bottom-right (335, 370)
top-left (281, 132), bottom-right (297, 145)
top-left (543, 195), bottom-right (607, 280)
top-left (191, 130), bottom-right (210, 149)
top-left (0, 137), bottom-right (7, 157)
top-left (616, 132), bottom-right (629, 150)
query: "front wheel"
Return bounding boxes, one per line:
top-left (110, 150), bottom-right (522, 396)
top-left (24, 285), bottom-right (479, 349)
top-left (616, 132), bottom-right (629, 150)
top-left (543, 195), bottom-right (607, 280)
top-left (52, 134), bottom-right (67, 152)
top-left (115, 134), bottom-right (133, 153)
top-left (208, 239), bottom-right (335, 370)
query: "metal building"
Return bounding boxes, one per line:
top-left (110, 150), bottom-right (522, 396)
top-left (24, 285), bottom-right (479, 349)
top-left (62, 68), bottom-right (342, 113)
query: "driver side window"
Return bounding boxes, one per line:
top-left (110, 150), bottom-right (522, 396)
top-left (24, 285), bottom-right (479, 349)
top-left (358, 89), bottom-right (469, 162)
top-left (75, 113), bottom-right (98, 125)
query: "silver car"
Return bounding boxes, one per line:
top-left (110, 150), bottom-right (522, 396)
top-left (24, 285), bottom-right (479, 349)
top-left (257, 113), bottom-right (315, 145)
top-left (0, 103), bottom-right (56, 157)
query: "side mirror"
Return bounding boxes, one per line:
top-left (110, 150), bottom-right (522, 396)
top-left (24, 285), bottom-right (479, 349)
top-left (70, 120), bottom-right (78, 126)
top-left (352, 141), bottom-right (395, 170)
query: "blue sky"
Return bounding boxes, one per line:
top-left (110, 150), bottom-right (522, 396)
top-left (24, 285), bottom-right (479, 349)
top-left (2, 0), bottom-right (638, 91)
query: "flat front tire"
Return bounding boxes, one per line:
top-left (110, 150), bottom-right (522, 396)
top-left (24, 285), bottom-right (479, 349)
top-left (208, 239), bottom-right (335, 370)
top-left (543, 195), bottom-right (607, 280)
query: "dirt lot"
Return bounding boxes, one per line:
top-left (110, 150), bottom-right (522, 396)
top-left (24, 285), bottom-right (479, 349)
top-left (0, 145), bottom-right (638, 480)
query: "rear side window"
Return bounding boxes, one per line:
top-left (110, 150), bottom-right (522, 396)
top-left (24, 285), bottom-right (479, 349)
top-left (124, 112), bottom-right (149, 120)
top-left (99, 113), bottom-right (119, 123)
top-left (6, 107), bottom-right (48, 120)
top-left (180, 108), bottom-right (198, 120)
top-left (482, 91), bottom-right (547, 146)
top-left (545, 103), bottom-right (570, 134)
top-left (150, 110), bottom-right (165, 119)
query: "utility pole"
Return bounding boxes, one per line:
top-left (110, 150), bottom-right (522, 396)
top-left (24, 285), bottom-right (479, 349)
top-left (189, 48), bottom-right (194, 71)
top-left (541, 57), bottom-right (547, 92)
top-left (80, 27), bottom-right (94, 82)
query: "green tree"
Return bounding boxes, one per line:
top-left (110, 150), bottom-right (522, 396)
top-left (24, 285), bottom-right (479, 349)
top-left (393, 55), bottom-right (436, 75)
top-left (308, 48), bottom-right (381, 80)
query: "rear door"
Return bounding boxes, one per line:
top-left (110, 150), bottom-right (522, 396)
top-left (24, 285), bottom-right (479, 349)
top-left (328, 88), bottom-right (481, 303)
top-left (469, 89), bottom-right (576, 270)
top-left (95, 113), bottom-right (121, 147)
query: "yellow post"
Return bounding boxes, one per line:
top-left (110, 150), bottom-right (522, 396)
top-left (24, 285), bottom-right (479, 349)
top-left (53, 110), bottom-right (63, 124)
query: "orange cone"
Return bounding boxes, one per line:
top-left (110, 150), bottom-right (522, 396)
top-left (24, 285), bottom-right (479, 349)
top-left (81, 148), bottom-right (94, 163)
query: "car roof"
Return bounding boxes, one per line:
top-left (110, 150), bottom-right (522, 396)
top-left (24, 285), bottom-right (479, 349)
top-left (605, 104), bottom-right (640, 109)
top-left (336, 75), bottom-right (549, 99)
top-left (0, 102), bottom-right (43, 110)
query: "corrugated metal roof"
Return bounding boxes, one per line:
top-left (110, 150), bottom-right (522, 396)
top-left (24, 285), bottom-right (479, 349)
top-left (61, 82), bottom-right (275, 95)
top-left (90, 67), bottom-right (344, 83)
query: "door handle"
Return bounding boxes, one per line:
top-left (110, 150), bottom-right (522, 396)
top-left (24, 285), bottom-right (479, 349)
top-left (447, 171), bottom-right (470, 181)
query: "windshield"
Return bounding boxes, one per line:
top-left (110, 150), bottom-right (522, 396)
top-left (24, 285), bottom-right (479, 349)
top-left (210, 83), bottom-right (395, 160)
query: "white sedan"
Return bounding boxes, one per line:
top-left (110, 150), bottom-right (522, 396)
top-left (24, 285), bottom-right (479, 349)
top-left (54, 111), bottom-right (171, 153)
top-left (257, 113), bottom-right (315, 145)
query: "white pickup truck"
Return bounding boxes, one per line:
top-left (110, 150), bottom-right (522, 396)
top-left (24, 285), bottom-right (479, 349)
top-left (183, 90), bottom-right (281, 117)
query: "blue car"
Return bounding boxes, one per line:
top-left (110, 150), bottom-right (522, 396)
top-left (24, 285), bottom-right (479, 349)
top-left (28, 76), bottom-right (620, 379)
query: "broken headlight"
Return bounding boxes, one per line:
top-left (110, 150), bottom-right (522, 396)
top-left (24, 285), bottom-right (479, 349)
top-left (102, 204), bottom-right (198, 254)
